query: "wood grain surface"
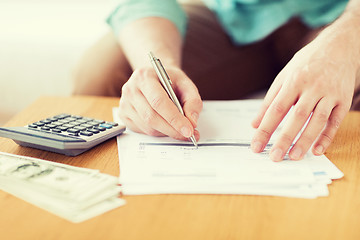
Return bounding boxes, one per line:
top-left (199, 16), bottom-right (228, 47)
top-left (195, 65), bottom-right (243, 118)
top-left (0, 96), bottom-right (359, 240)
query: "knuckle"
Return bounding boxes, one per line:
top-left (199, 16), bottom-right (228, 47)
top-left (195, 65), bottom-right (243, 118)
top-left (121, 82), bottom-right (132, 96)
top-left (192, 98), bottom-right (203, 110)
top-left (294, 106), bottom-right (309, 119)
top-left (315, 110), bottom-right (329, 124)
top-left (292, 70), bottom-right (308, 87)
top-left (299, 133), bottom-right (314, 146)
top-left (279, 133), bottom-right (294, 146)
top-left (142, 109), bottom-right (157, 125)
top-left (329, 116), bottom-right (341, 129)
top-left (257, 128), bottom-right (272, 140)
top-left (272, 102), bottom-right (287, 115)
top-left (184, 98), bottom-right (203, 113)
top-left (168, 114), bottom-right (180, 127)
top-left (313, 79), bottom-right (327, 91)
top-left (118, 98), bottom-right (130, 112)
top-left (150, 95), bottom-right (164, 109)
top-left (118, 99), bottom-right (125, 110)
top-left (319, 132), bottom-right (333, 144)
top-left (132, 67), bottom-right (153, 83)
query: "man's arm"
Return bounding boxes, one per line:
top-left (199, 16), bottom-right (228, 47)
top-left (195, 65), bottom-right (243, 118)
top-left (115, 16), bottom-right (203, 141)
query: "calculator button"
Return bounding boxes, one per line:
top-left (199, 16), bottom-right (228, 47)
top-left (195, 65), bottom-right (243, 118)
top-left (80, 124), bottom-right (93, 128)
top-left (28, 124), bottom-right (38, 128)
top-left (52, 122), bottom-right (64, 126)
top-left (45, 124), bottom-right (57, 128)
top-left (41, 126), bottom-right (51, 131)
top-left (82, 117), bottom-right (94, 121)
top-left (93, 119), bottom-right (105, 124)
top-left (74, 126), bottom-right (87, 131)
top-left (87, 129), bottom-right (100, 134)
top-left (106, 122), bottom-right (119, 127)
top-left (72, 120), bottom-right (85, 125)
top-left (67, 128), bottom-right (80, 134)
top-left (40, 119), bottom-right (53, 124)
top-left (64, 117), bottom-right (77, 122)
top-left (34, 122), bottom-right (45, 127)
top-left (58, 119), bottom-right (70, 124)
top-left (94, 126), bottom-right (106, 131)
top-left (62, 124), bottom-right (75, 128)
top-left (57, 126), bottom-right (69, 131)
top-left (54, 114), bottom-right (71, 119)
top-left (71, 115), bottom-right (83, 119)
top-left (100, 123), bottom-right (113, 129)
top-left (19, 128), bottom-right (86, 142)
top-left (76, 119), bottom-right (89, 124)
top-left (87, 121), bottom-right (100, 127)
top-left (68, 122), bottom-right (80, 127)
top-left (47, 117), bottom-right (58, 121)
top-left (52, 128), bottom-right (62, 133)
top-left (80, 131), bottom-right (93, 136)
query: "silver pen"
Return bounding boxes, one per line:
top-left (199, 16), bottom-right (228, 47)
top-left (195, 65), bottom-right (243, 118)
top-left (148, 51), bottom-right (198, 148)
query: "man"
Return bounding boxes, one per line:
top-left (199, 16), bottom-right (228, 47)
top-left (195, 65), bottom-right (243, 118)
top-left (73, 0), bottom-right (360, 161)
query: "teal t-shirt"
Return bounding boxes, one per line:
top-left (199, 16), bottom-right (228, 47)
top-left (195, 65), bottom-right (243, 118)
top-left (107, 0), bottom-right (348, 45)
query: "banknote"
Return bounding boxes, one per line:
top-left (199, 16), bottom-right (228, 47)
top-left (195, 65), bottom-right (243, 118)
top-left (0, 151), bottom-right (125, 223)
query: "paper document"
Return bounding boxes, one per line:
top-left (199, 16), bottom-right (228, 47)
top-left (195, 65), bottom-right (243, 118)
top-left (113, 100), bottom-right (343, 198)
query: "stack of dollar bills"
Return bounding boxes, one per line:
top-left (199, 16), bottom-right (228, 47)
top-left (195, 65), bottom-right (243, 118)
top-left (0, 151), bottom-right (125, 223)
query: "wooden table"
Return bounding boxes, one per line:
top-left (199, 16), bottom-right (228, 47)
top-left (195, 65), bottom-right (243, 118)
top-left (0, 96), bottom-right (359, 240)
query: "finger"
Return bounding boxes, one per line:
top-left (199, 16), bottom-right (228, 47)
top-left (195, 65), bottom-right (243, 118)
top-left (251, 87), bottom-right (297, 154)
top-left (193, 129), bottom-right (200, 141)
top-left (140, 73), bottom-right (195, 139)
top-left (289, 98), bottom-right (333, 160)
top-left (312, 105), bottom-right (347, 155)
top-left (119, 90), bottom-right (165, 136)
top-left (176, 77), bottom-right (203, 127)
top-left (252, 71), bottom-right (285, 129)
top-left (132, 86), bottom-right (187, 139)
top-left (269, 93), bottom-right (320, 161)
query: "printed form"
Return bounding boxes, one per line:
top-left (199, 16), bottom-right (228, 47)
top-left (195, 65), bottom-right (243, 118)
top-left (113, 100), bottom-right (343, 198)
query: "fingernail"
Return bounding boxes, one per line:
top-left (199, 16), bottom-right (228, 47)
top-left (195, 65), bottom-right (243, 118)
top-left (315, 145), bottom-right (324, 155)
top-left (192, 112), bottom-right (199, 124)
top-left (291, 147), bottom-right (302, 160)
top-left (252, 141), bottom-right (263, 153)
top-left (270, 148), bottom-right (283, 162)
top-left (181, 126), bottom-right (191, 138)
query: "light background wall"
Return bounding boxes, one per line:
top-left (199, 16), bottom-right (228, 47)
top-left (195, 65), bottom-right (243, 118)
top-left (0, 0), bottom-right (113, 125)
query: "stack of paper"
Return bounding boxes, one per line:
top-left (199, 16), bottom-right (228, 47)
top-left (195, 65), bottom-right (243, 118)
top-left (114, 100), bottom-right (343, 198)
top-left (0, 152), bottom-right (125, 223)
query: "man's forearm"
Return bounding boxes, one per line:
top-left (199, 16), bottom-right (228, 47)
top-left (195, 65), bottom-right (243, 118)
top-left (117, 17), bottom-right (183, 70)
top-left (335, 0), bottom-right (360, 69)
top-left (313, 0), bottom-right (360, 72)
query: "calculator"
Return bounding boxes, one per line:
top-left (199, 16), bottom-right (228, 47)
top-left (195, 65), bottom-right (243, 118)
top-left (0, 113), bottom-right (126, 156)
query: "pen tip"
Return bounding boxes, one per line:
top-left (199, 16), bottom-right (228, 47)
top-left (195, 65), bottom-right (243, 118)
top-left (190, 135), bottom-right (198, 149)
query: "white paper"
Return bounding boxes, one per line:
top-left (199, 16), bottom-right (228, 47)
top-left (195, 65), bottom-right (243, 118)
top-left (113, 100), bottom-right (343, 198)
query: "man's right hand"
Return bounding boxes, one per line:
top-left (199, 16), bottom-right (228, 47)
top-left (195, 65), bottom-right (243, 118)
top-left (118, 66), bottom-right (203, 141)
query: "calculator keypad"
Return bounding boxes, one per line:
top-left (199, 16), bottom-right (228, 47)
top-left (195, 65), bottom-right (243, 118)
top-left (27, 114), bottom-right (119, 138)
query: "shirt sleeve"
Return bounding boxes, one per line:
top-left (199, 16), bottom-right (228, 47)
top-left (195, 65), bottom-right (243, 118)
top-left (106, 0), bottom-right (188, 37)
